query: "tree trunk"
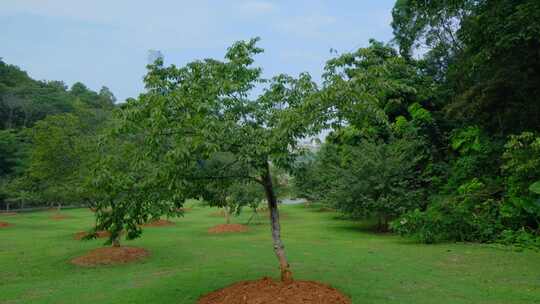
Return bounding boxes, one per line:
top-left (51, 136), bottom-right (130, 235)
top-left (225, 207), bottom-right (231, 224)
top-left (377, 214), bottom-right (389, 232)
top-left (246, 208), bottom-right (258, 225)
top-left (112, 234), bottom-right (121, 247)
top-left (262, 162), bottom-right (293, 283)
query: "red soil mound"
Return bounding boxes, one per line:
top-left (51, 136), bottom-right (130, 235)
top-left (73, 230), bottom-right (111, 240)
top-left (208, 224), bottom-right (248, 234)
top-left (0, 221), bottom-right (11, 228)
top-left (142, 219), bottom-right (175, 227)
top-left (50, 213), bottom-right (70, 220)
top-left (71, 246), bottom-right (149, 267)
top-left (198, 277), bottom-right (351, 304)
top-left (0, 212), bottom-right (17, 216)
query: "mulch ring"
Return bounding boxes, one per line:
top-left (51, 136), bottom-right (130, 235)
top-left (142, 219), bottom-right (175, 227)
top-left (208, 224), bottom-right (248, 234)
top-left (198, 277), bottom-right (351, 304)
top-left (0, 212), bottom-right (17, 216)
top-left (0, 221), bottom-right (12, 228)
top-left (70, 246), bottom-right (149, 267)
top-left (73, 230), bottom-right (111, 240)
top-left (50, 213), bottom-right (70, 220)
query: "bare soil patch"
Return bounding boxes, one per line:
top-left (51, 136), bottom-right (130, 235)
top-left (142, 219), bottom-right (175, 227)
top-left (0, 221), bottom-right (12, 228)
top-left (73, 230), bottom-right (111, 240)
top-left (198, 277), bottom-right (351, 304)
top-left (70, 246), bottom-right (149, 267)
top-left (208, 224), bottom-right (248, 234)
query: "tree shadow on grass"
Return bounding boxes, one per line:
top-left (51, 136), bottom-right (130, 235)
top-left (328, 221), bottom-right (393, 235)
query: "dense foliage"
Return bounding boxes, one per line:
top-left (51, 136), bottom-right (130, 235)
top-left (295, 0), bottom-right (540, 248)
top-left (2, 0), bottom-right (539, 253)
top-left (0, 59), bottom-right (115, 210)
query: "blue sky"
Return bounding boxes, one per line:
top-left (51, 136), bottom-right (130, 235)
top-left (1, 1), bottom-right (396, 101)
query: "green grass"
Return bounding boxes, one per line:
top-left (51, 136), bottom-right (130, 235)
top-left (1, 205), bottom-right (539, 304)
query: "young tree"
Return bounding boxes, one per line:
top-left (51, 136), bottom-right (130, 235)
top-left (26, 113), bottom-right (85, 208)
top-left (106, 38), bottom-right (319, 281)
top-left (319, 131), bottom-right (425, 230)
top-left (89, 124), bottom-right (181, 247)
top-left (194, 152), bottom-right (255, 224)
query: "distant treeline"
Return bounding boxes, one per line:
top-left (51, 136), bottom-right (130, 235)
top-left (0, 59), bottom-right (116, 209)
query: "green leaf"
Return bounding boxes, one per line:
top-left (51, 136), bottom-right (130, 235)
top-left (529, 181), bottom-right (540, 195)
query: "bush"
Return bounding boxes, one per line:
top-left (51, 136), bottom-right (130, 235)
top-left (392, 179), bottom-right (503, 243)
top-left (499, 229), bottom-right (540, 250)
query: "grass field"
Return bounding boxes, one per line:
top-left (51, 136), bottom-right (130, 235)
top-left (1, 204), bottom-right (539, 304)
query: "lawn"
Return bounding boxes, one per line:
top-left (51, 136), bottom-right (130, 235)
top-left (0, 204), bottom-right (539, 304)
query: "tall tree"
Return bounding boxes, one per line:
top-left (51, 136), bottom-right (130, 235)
top-left (95, 38), bottom-right (319, 281)
top-left (392, 0), bottom-right (540, 135)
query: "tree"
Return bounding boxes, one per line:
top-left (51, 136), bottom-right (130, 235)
top-left (391, 0), bottom-right (473, 59)
top-left (321, 39), bottom-right (436, 131)
top-left (22, 103), bottom-right (111, 208)
top-left (98, 86), bottom-right (116, 108)
top-left (392, 0), bottom-right (540, 135)
top-left (0, 130), bottom-right (20, 177)
top-left (299, 119), bottom-right (426, 231)
top-left (0, 59), bottom-right (114, 131)
top-left (196, 152), bottom-right (264, 224)
top-left (89, 122), bottom-right (181, 247)
top-left (502, 132), bottom-right (540, 230)
top-left (97, 38), bottom-right (319, 281)
top-left (292, 40), bottom-right (437, 228)
top-left (25, 113), bottom-right (85, 207)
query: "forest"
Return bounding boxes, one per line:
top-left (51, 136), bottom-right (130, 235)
top-left (1, 1), bottom-right (540, 303)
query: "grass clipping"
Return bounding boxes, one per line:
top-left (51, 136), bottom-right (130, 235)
top-left (198, 277), bottom-right (351, 304)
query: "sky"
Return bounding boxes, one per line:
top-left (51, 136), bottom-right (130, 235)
top-left (1, 0), bottom-right (396, 102)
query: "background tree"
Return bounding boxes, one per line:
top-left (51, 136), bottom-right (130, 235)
top-left (388, 0), bottom-right (540, 247)
top-left (295, 40), bottom-right (435, 224)
top-left (0, 58), bottom-right (117, 210)
top-left (25, 113), bottom-right (86, 208)
top-left (392, 0), bottom-right (540, 135)
top-left (88, 122), bottom-right (181, 247)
